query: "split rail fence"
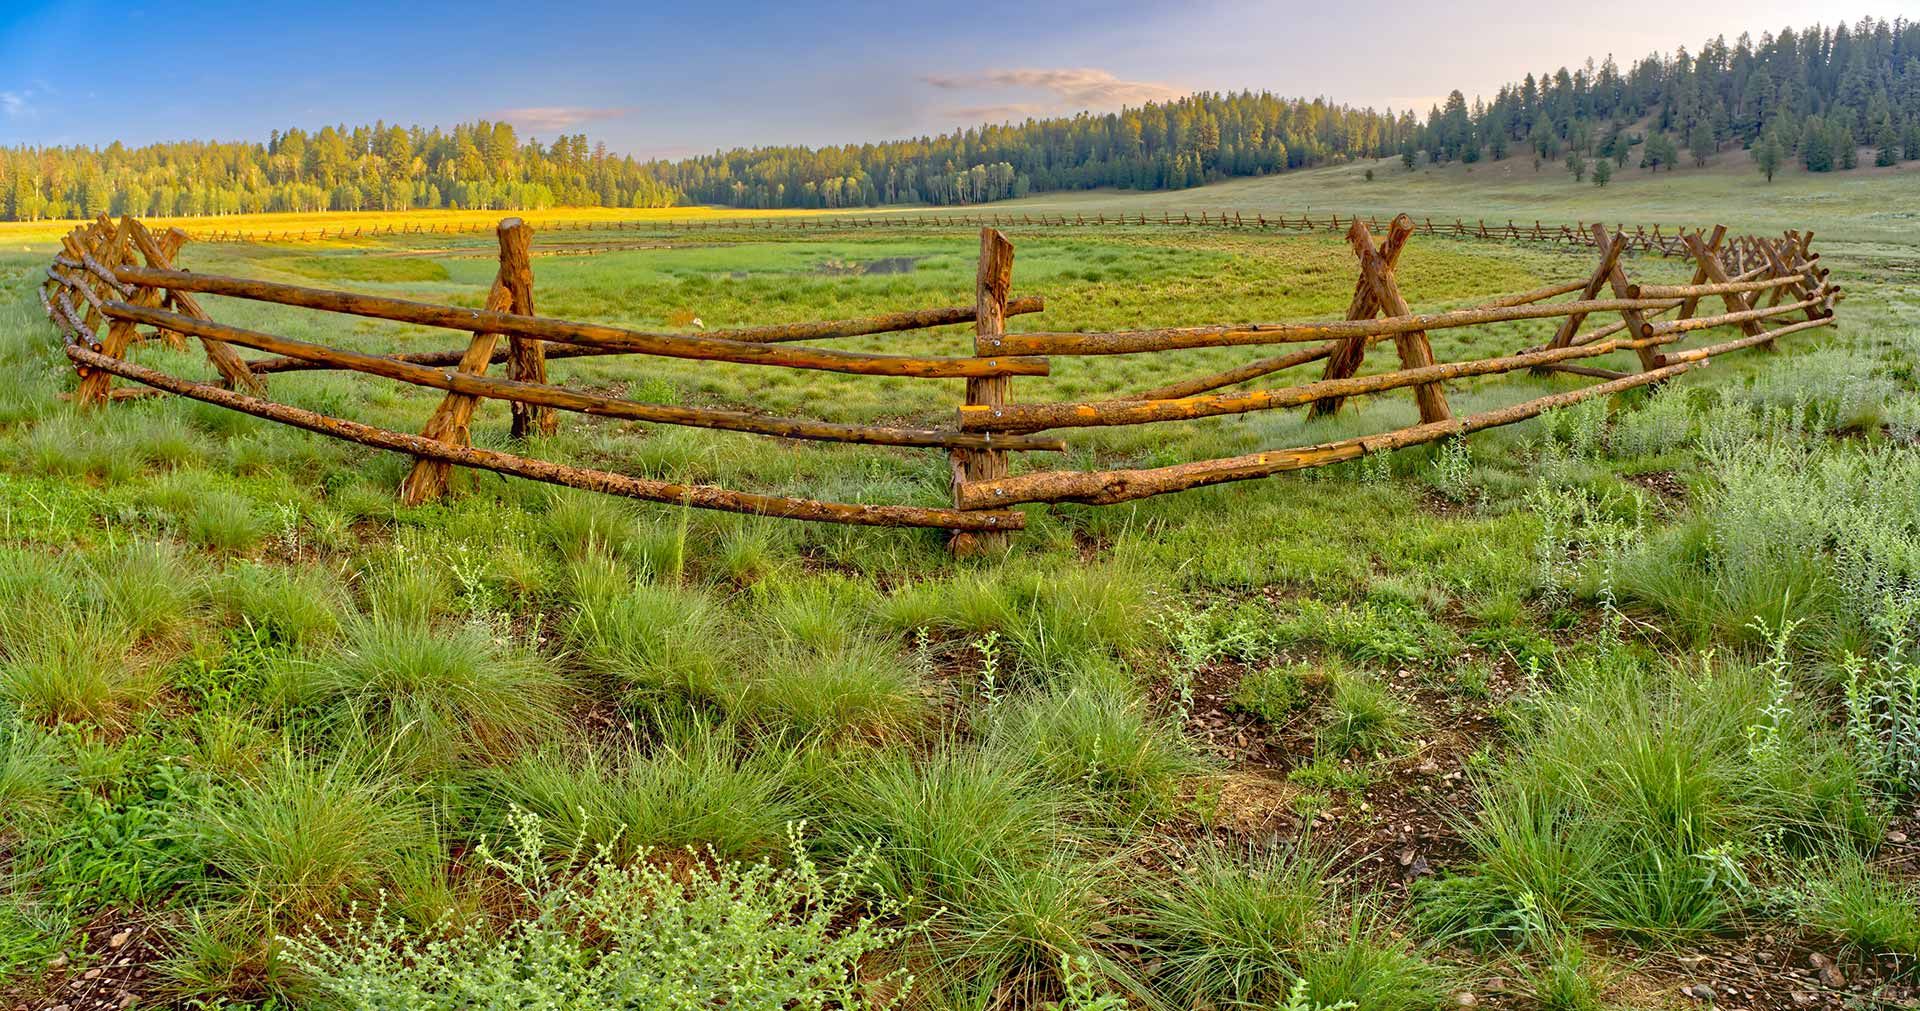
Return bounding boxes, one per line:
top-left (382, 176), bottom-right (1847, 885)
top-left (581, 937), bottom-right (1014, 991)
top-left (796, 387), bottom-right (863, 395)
top-left (39, 212), bottom-right (1840, 551)
top-left (185, 210), bottom-right (1785, 270)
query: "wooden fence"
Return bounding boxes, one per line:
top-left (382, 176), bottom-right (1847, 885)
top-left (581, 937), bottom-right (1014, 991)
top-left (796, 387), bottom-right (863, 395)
top-left (181, 209), bottom-right (1794, 272)
top-left (38, 213), bottom-right (1840, 551)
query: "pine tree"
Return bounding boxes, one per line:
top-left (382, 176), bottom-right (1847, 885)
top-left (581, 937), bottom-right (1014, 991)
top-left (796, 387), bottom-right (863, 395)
top-left (1591, 158), bottom-right (1612, 186)
top-left (1754, 132), bottom-right (1783, 182)
top-left (1565, 151), bottom-right (1586, 181)
top-left (1688, 121), bottom-right (1716, 166)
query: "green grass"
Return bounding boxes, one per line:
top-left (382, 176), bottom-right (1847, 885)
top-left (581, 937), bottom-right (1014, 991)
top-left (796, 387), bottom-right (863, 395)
top-left (0, 164), bottom-right (1916, 1008)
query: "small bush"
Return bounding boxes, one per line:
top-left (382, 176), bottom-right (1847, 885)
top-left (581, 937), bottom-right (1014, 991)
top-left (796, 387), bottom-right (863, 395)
top-left (1231, 664), bottom-right (1316, 724)
top-left (283, 812), bottom-right (912, 1011)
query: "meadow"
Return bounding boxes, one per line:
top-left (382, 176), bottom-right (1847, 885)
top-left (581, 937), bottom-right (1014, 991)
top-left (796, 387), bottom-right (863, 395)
top-left (0, 162), bottom-right (1917, 1011)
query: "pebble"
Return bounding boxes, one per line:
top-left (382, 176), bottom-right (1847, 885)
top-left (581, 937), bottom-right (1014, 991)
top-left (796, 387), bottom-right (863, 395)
top-left (1682, 983), bottom-right (1717, 1001)
top-left (47, 953), bottom-right (69, 971)
top-left (1890, 830), bottom-right (1910, 844)
top-left (1790, 993), bottom-right (1817, 1006)
top-left (1810, 952), bottom-right (1846, 988)
top-left (108, 929), bottom-right (130, 949)
top-left (1452, 991), bottom-right (1478, 1007)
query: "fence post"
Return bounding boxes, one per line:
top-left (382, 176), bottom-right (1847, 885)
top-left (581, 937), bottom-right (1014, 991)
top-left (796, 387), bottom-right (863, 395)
top-left (1345, 216), bottom-right (1449, 423)
top-left (1311, 215), bottom-right (1413, 418)
top-left (951, 227), bottom-right (1016, 555)
top-left (501, 220), bottom-right (554, 438)
top-left (398, 220), bottom-right (526, 504)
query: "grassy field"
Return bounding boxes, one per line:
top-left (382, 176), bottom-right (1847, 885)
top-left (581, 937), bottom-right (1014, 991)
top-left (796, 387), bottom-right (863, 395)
top-left (0, 163), bottom-right (1917, 1011)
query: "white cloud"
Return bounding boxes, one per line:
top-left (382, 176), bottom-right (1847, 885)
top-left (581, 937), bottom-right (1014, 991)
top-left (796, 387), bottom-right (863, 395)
top-left (490, 106), bottom-right (631, 133)
top-left (1, 90), bottom-right (33, 120)
top-left (921, 67), bottom-right (1183, 123)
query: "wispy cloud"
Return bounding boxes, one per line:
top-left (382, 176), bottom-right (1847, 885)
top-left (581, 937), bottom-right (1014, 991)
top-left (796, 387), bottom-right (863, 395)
top-left (490, 106), bottom-right (631, 133)
top-left (921, 67), bottom-right (1182, 122)
top-left (1, 89), bottom-right (35, 121)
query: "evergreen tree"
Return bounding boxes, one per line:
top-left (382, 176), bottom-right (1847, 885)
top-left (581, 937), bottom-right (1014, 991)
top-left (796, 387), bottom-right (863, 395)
top-left (1754, 131), bottom-right (1783, 181)
top-left (1592, 158), bottom-right (1613, 186)
top-left (1688, 120), bottom-right (1716, 166)
top-left (1566, 150), bottom-right (1587, 181)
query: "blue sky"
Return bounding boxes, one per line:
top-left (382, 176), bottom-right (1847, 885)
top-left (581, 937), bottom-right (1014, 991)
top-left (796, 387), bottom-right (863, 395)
top-left (2, 1), bottom-right (1912, 157)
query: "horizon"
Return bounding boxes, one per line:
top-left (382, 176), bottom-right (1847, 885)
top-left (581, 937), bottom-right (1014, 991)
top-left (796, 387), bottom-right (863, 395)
top-left (2, 1), bottom-right (1913, 160)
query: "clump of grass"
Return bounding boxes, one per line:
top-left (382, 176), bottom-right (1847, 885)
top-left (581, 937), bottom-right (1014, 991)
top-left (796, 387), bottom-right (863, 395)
top-left (568, 581), bottom-right (735, 703)
top-left (1422, 647), bottom-right (1876, 944)
top-left (1317, 669), bottom-right (1414, 757)
top-left (210, 562), bottom-right (347, 647)
top-left (185, 489), bottom-right (268, 552)
top-left (487, 730), bottom-right (796, 861)
top-left (185, 751), bottom-right (427, 925)
top-left (879, 564), bottom-right (1153, 681)
top-left (820, 746), bottom-right (1068, 914)
top-left (736, 640), bottom-right (930, 742)
top-left (0, 616), bottom-right (165, 732)
top-left (91, 539), bottom-right (204, 644)
top-left (1789, 853), bottom-right (1920, 957)
top-left (276, 616), bottom-right (571, 771)
top-left (542, 487), bottom-right (638, 561)
top-left (1132, 842), bottom-right (1327, 1005)
top-left (1231, 663), bottom-right (1317, 725)
top-left (1515, 935), bottom-right (1615, 1011)
top-left (986, 682), bottom-right (1202, 813)
top-left (0, 714), bottom-right (70, 829)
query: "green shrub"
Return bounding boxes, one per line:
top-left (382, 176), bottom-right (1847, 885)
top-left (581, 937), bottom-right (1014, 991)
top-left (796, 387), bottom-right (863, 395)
top-left (1231, 664), bottom-right (1316, 724)
top-left (283, 812), bottom-right (911, 1011)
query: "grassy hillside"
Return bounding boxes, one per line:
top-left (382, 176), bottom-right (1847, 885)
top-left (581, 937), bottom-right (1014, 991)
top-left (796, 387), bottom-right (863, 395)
top-left (1, 167), bottom-right (1916, 1011)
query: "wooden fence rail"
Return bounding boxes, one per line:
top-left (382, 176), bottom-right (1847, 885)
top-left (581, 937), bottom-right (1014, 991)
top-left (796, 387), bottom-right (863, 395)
top-left (38, 211), bottom-right (1840, 551)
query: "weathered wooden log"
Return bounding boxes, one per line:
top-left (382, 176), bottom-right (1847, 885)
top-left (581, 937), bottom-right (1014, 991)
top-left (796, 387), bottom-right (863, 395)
top-left (400, 241), bottom-right (520, 504)
top-left (957, 322), bottom-right (1698, 433)
top-left (1311, 216), bottom-right (1411, 417)
top-left (1639, 294), bottom-right (1825, 339)
top-left (98, 301), bottom-right (1066, 454)
top-left (1348, 217), bottom-right (1449, 422)
top-left (1129, 343), bottom-right (1335, 402)
top-left (951, 228), bottom-right (1017, 555)
top-left (997, 294), bottom-right (1687, 356)
top-left (1483, 277), bottom-right (1591, 309)
top-left (496, 219), bottom-right (553, 438)
top-left (1537, 363), bottom-right (1632, 380)
top-left (955, 360), bottom-right (1707, 509)
top-left (1587, 224), bottom-right (1667, 373)
top-left (1628, 274), bottom-right (1805, 300)
top-left (1542, 233), bottom-right (1626, 359)
top-left (110, 264), bottom-right (1049, 379)
top-left (63, 344), bottom-right (1026, 532)
top-left (243, 298), bottom-right (1048, 374)
top-left (1661, 315), bottom-right (1835, 363)
top-left (125, 222), bottom-right (265, 394)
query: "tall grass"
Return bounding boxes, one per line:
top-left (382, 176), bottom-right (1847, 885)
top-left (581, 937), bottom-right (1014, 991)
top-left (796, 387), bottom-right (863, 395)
top-left (273, 616), bottom-right (571, 771)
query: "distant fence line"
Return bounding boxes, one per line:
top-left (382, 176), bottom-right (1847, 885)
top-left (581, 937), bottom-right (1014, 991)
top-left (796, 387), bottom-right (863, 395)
top-left (181, 210), bottom-right (1798, 275)
top-left (40, 212), bottom-right (1840, 552)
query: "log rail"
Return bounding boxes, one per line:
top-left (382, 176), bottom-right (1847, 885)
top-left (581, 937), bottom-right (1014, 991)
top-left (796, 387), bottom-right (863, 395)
top-left (36, 211), bottom-right (1841, 550)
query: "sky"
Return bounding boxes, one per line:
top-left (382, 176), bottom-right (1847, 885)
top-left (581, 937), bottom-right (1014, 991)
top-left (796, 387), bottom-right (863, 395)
top-left (1, 0), bottom-right (1913, 158)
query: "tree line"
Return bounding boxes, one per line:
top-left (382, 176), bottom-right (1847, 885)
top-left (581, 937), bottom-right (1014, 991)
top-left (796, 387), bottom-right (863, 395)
top-left (1, 15), bottom-right (1912, 221)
